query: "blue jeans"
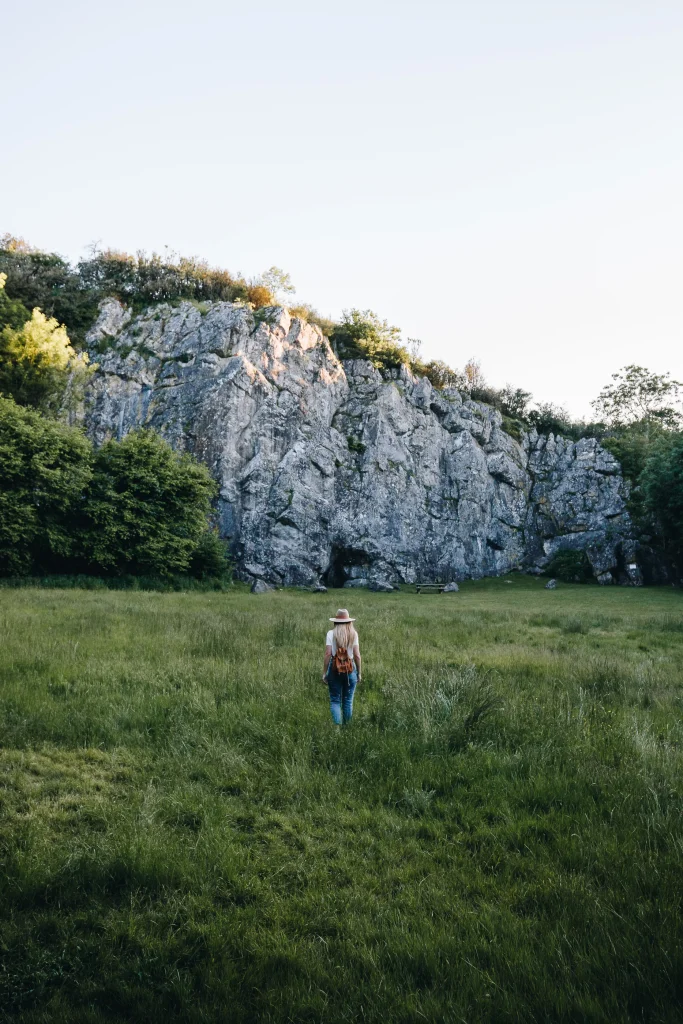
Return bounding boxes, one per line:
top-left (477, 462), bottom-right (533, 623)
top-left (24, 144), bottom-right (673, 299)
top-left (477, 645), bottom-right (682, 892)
top-left (326, 669), bottom-right (357, 725)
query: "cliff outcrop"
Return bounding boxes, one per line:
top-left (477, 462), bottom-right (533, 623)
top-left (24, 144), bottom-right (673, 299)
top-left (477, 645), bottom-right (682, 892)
top-left (84, 300), bottom-right (636, 586)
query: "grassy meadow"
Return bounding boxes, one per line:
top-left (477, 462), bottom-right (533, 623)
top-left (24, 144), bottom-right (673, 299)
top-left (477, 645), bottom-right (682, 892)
top-left (0, 577), bottom-right (682, 1023)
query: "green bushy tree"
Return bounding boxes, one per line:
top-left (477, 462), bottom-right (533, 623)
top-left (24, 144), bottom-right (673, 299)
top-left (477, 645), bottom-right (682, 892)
top-left (499, 385), bottom-right (532, 420)
top-left (0, 397), bottom-right (93, 575)
top-left (592, 364), bottom-right (682, 429)
top-left (527, 402), bottom-right (574, 436)
top-left (0, 272), bottom-right (30, 331)
top-left (0, 399), bottom-right (226, 581)
top-left (82, 429), bottom-right (217, 577)
top-left (600, 420), bottom-right (668, 481)
top-left (594, 368), bottom-right (683, 537)
top-left (641, 433), bottom-right (683, 565)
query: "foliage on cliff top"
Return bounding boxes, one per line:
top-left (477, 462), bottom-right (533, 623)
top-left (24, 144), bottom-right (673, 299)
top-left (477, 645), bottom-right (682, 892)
top-left (0, 235), bottom-right (284, 345)
top-left (3, 236), bottom-right (681, 458)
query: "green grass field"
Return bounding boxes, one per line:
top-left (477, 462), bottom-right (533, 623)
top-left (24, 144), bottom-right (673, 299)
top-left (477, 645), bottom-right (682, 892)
top-left (1, 578), bottom-right (682, 1023)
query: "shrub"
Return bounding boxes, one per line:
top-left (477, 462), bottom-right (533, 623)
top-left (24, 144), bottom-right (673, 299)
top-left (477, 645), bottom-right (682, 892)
top-left (640, 432), bottom-right (683, 565)
top-left (0, 236), bottom-right (100, 346)
top-left (246, 284), bottom-right (275, 309)
top-left (0, 272), bottom-right (30, 331)
top-left (420, 359), bottom-right (464, 390)
top-left (0, 306), bottom-right (92, 416)
top-left (82, 429), bottom-right (217, 577)
top-left (545, 549), bottom-right (593, 583)
top-left (527, 402), bottom-right (574, 437)
top-left (501, 415), bottom-right (525, 442)
top-left (0, 397), bottom-right (93, 575)
top-left (0, 401), bottom-right (225, 580)
top-left (331, 309), bottom-right (411, 370)
top-left (499, 385), bottom-right (532, 420)
top-left (188, 529), bottom-right (233, 581)
top-left (0, 238), bottom-right (281, 347)
top-left (601, 420), bottom-right (669, 483)
top-left (77, 249), bottom-right (254, 312)
top-left (288, 304), bottom-right (337, 338)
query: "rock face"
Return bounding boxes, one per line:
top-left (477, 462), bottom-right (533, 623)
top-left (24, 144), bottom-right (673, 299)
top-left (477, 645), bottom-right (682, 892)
top-left (85, 299), bottom-right (636, 587)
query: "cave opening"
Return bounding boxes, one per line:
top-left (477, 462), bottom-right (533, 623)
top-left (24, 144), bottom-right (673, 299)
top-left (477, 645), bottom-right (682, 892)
top-left (324, 545), bottom-right (370, 588)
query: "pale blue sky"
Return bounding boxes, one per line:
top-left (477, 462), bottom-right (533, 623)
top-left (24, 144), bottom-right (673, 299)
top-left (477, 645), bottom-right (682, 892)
top-left (3, 1), bottom-right (682, 416)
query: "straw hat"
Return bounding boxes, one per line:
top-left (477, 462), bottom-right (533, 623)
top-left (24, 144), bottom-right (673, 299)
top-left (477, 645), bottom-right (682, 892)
top-left (329, 608), bottom-right (356, 623)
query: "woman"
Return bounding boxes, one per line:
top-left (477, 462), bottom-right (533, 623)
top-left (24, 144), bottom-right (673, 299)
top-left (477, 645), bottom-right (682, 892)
top-left (323, 609), bottom-right (362, 725)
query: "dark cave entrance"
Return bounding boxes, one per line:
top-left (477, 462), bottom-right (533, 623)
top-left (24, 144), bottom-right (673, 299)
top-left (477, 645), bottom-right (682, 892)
top-left (324, 545), bottom-right (371, 588)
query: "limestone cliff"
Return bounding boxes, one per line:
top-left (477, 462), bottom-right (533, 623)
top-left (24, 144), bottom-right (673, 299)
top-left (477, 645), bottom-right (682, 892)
top-left (84, 299), bottom-right (636, 586)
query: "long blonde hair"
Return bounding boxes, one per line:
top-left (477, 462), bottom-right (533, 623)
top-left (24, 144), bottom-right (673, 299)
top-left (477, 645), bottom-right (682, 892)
top-left (333, 623), bottom-right (357, 651)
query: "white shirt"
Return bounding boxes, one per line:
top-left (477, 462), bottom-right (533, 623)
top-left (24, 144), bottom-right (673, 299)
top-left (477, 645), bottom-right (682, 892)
top-left (326, 629), bottom-right (359, 659)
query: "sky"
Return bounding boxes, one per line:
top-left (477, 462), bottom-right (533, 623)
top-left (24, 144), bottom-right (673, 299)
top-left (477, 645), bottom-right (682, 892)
top-left (3, 0), bottom-right (683, 418)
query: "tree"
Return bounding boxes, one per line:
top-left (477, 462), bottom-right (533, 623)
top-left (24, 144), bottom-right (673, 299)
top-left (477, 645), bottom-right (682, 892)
top-left (188, 528), bottom-right (233, 581)
top-left (527, 402), bottom-right (573, 436)
top-left (0, 397), bottom-right (93, 575)
top-left (0, 402), bottom-right (226, 581)
top-left (499, 384), bottom-right (532, 420)
top-left (600, 420), bottom-right (667, 483)
top-left (463, 358), bottom-right (486, 392)
top-left (82, 429), bottom-right (217, 577)
top-left (641, 433), bottom-right (683, 564)
top-left (407, 338), bottom-right (423, 360)
top-left (0, 272), bottom-right (30, 331)
top-left (0, 304), bottom-right (92, 416)
top-left (258, 266), bottom-right (296, 304)
top-left (592, 365), bottom-right (682, 429)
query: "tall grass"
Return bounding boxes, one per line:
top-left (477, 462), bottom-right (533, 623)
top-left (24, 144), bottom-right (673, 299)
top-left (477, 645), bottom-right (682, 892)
top-left (0, 577), bottom-right (681, 1022)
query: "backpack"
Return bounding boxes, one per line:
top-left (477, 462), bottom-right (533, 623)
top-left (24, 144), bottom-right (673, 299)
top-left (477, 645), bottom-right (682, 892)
top-left (332, 642), bottom-right (354, 675)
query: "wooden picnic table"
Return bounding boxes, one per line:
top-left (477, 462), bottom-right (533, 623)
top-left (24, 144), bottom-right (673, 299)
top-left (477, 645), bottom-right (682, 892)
top-left (415, 583), bottom-right (445, 594)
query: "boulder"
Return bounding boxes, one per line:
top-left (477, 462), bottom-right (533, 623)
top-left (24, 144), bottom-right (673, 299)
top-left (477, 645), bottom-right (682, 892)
top-left (343, 578), bottom-right (369, 588)
top-left (312, 584), bottom-right (328, 593)
top-left (596, 572), bottom-right (613, 585)
top-left (368, 580), bottom-right (393, 592)
top-left (545, 579), bottom-right (557, 590)
top-left (443, 582), bottom-right (459, 592)
top-left (251, 580), bottom-right (273, 594)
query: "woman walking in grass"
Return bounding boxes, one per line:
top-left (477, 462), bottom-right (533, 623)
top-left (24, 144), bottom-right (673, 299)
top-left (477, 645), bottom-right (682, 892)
top-left (323, 609), bottom-right (362, 725)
